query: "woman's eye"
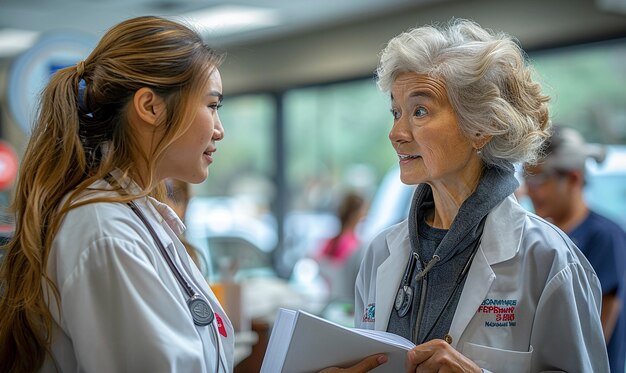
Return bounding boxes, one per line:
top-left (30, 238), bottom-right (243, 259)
top-left (414, 107), bottom-right (427, 117)
top-left (208, 103), bottom-right (222, 111)
top-left (390, 108), bottom-right (401, 120)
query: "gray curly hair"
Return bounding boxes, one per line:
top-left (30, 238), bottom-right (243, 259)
top-left (377, 19), bottom-right (551, 169)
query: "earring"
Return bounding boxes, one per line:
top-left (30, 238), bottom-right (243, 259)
top-left (476, 148), bottom-right (483, 155)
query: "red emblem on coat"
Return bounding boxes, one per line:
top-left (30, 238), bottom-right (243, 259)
top-left (215, 312), bottom-right (227, 337)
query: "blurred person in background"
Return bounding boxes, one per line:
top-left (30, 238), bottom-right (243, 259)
top-left (316, 190), bottom-right (368, 302)
top-left (524, 125), bottom-right (626, 373)
top-left (355, 19), bottom-right (608, 372)
top-left (318, 190), bottom-right (367, 265)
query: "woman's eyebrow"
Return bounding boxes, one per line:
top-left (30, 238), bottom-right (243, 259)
top-left (408, 90), bottom-right (436, 100)
top-left (208, 91), bottom-right (223, 102)
top-left (390, 90), bottom-right (436, 102)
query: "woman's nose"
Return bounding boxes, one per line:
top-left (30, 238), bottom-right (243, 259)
top-left (213, 118), bottom-right (224, 141)
top-left (389, 117), bottom-right (410, 144)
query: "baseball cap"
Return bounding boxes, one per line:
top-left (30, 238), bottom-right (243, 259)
top-left (541, 126), bottom-right (606, 172)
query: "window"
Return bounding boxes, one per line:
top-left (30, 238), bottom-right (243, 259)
top-left (192, 94), bottom-right (275, 198)
top-left (284, 79), bottom-right (396, 211)
top-left (530, 39), bottom-right (626, 144)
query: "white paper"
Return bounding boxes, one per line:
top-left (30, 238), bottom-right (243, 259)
top-left (261, 308), bottom-right (415, 373)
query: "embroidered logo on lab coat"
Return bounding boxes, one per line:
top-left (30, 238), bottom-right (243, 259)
top-left (362, 303), bottom-right (375, 323)
top-left (215, 313), bottom-right (227, 337)
top-left (477, 298), bottom-right (517, 327)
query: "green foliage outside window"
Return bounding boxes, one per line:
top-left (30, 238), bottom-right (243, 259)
top-left (531, 40), bottom-right (626, 144)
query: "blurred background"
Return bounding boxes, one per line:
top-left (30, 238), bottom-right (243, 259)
top-left (1, 0), bottom-right (626, 370)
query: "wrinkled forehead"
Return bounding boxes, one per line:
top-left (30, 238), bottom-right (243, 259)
top-left (390, 71), bottom-right (448, 103)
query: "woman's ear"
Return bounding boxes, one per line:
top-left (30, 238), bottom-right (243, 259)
top-left (473, 133), bottom-right (493, 151)
top-left (132, 87), bottom-right (165, 126)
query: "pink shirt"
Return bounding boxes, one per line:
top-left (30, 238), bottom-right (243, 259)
top-left (318, 231), bottom-right (359, 264)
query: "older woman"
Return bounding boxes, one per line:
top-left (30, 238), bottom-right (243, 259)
top-left (354, 19), bottom-right (608, 372)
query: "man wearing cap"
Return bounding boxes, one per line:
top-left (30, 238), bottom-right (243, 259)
top-left (524, 126), bottom-right (626, 373)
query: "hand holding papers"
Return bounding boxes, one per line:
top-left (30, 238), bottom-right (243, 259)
top-left (261, 308), bottom-right (415, 373)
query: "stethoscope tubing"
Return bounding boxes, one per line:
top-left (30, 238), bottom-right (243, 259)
top-left (127, 200), bottom-right (215, 327)
top-left (105, 173), bottom-right (224, 371)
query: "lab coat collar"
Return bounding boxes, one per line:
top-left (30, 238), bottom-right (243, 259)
top-left (374, 194), bottom-right (525, 334)
top-left (479, 195), bottom-right (525, 265)
top-left (109, 168), bottom-right (142, 195)
top-left (149, 197), bottom-right (186, 236)
top-left (448, 195), bottom-right (525, 347)
top-left (446, 246), bottom-right (494, 348)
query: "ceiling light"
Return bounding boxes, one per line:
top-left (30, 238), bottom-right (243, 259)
top-left (177, 5), bottom-right (280, 37)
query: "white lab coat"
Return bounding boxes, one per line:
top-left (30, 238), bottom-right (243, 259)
top-left (41, 171), bottom-right (234, 372)
top-left (355, 195), bottom-right (609, 372)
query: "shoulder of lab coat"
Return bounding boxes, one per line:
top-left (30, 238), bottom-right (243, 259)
top-left (45, 194), bottom-right (232, 372)
top-left (456, 196), bottom-right (607, 372)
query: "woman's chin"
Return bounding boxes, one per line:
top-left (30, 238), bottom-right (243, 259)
top-left (183, 170), bottom-right (208, 185)
top-left (399, 174), bottom-right (422, 186)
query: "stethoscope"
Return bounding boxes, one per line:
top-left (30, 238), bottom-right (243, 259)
top-left (394, 216), bottom-right (486, 342)
top-left (127, 199), bottom-right (224, 372)
top-left (127, 200), bottom-right (215, 326)
top-left (394, 252), bottom-right (420, 318)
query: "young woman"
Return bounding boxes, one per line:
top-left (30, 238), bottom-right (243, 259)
top-left (0, 16), bottom-right (232, 372)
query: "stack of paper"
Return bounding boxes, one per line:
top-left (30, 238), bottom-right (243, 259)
top-left (261, 308), bottom-right (416, 373)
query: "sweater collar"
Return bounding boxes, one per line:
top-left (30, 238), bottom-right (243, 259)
top-left (408, 163), bottom-right (520, 265)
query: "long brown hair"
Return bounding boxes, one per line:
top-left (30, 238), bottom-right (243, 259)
top-left (0, 16), bottom-right (224, 372)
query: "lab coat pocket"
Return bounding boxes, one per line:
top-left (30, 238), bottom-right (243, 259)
top-left (462, 342), bottom-right (533, 373)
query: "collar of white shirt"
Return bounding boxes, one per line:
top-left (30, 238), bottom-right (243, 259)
top-left (148, 197), bottom-right (186, 236)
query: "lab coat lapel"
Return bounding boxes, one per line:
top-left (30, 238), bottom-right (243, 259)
top-left (447, 196), bottom-right (525, 348)
top-left (447, 245), bottom-right (494, 348)
top-left (375, 224), bottom-right (412, 331)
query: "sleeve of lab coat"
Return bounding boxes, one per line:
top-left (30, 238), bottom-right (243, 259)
top-left (59, 236), bottom-right (208, 372)
top-left (530, 262), bottom-right (609, 372)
